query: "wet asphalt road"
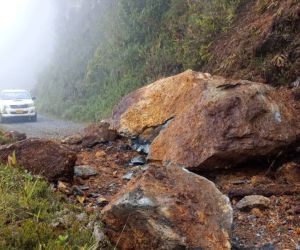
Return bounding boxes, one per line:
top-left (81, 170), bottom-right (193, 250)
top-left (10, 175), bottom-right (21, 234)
top-left (0, 115), bottom-right (86, 139)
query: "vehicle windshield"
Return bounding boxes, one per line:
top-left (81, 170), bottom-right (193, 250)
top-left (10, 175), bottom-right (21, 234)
top-left (0, 91), bottom-right (31, 100)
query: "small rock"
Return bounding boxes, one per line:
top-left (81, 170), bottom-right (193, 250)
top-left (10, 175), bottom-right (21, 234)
top-left (74, 165), bottom-right (97, 178)
top-left (61, 134), bottom-right (83, 145)
top-left (93, 224), bottom-right (106, 243)
top-left (277, 162), bottom-right (300, 184)
top-left (259, 243), bottom-right (276, 250)
top-left (79, 185), bottom-right (90, 191)
top-left (130, 155), bottom-right (146, 166)
top-left (76, 195), bottom-right (85, 204)
top-left (251, 208), bottom-right (263, 218)
top-left (113, 171), bottom-right (118, 177)
top-left (76, 213), bottom-right (87, 222)
top-left (131, 140), bottom-right (150, 154)
top-left (58, 181), bottom-right (68, 190)
top-left (251, 176), bottom-right (273, 186)
top-left (294, 205), bottom-right (300, 214)
top-left (57, 182), bottom-right (71, 194)
top-left (96, 197), bottom-right (109, 206)
top-left (82, 122), bottom-right (118, 148)
top-left (290, 76), bottom-right (300, 88)
top-left (88, 193), bottom-right (100, 198)
top-left (95, 151), bottom-right (106, 158)
top-left (122, 171), bottom-right (135, 181)
top-left (236, 195), bottom-right (271, 211)
top-left (118, 144), bottom-right (132, 151)
top-left (73, 186), bottom-right (85, 196)
top-left (231, 179), bottom-right (251, 185)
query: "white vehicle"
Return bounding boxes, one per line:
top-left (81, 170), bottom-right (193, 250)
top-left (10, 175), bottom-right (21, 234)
top-left (0, 89), bottom-right (37, 123)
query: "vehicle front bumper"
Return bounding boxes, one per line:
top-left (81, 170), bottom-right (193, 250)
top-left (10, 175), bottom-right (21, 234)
top-left (1, 108), bottom-right (36, 118)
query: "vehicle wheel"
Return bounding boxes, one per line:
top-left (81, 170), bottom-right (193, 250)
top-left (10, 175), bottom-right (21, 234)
top-left (31, 114), bottom-right (37, 122)
top-left (0, 115), bottom-right (6, 123)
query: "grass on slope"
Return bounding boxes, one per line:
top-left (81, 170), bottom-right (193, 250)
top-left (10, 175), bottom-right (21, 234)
top-left (0, 164), bottom-right (107, 250)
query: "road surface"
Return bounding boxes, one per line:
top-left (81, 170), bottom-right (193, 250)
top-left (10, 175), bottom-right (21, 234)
top-left (0, 115), bottom-right (86, 139)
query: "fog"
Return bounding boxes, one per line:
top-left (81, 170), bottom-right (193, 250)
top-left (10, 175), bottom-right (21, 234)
top-left (0, 0), bottom-right (55, 90)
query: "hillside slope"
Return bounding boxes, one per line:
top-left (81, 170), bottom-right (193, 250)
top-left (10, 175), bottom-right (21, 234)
top-left (205, 0), bottom-right (300, 85)
top-left (35, 0), bottom-right (300, 121)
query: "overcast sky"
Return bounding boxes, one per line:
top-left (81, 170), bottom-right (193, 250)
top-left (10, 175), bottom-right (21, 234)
top-left (0, 0), bottom-right (55, 90)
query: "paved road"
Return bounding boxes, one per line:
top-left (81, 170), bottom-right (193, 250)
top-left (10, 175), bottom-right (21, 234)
top-left (0, 115), bottom-right (86, 139)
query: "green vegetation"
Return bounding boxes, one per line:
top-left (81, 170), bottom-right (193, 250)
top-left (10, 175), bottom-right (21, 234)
top-left (0, 164), bottom-right (105, 250)
top-left (0, 130), bottom-right (13, 145)
top-left (35, 0), bottom-right (241, 121)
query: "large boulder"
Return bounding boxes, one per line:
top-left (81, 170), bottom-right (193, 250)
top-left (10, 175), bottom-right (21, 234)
top-left (102, 164), bottom-right (233, 250)
top-left (0, 139), bottom-right (76, 181)
top-left (111, 70), bottom-right (300, 170)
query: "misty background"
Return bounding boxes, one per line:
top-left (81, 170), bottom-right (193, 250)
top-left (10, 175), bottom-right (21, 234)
top-left (0, 0), bottom-right (55, 90)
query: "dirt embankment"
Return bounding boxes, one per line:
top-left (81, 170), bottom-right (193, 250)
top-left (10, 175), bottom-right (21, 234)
top-left (205, 0), bottom-right (300, 86)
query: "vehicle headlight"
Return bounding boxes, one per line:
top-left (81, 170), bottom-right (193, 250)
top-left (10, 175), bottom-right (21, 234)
top-left (2, 105), bottom-right (9, 113)
top-left (28, 103), bottom-right (35, 108)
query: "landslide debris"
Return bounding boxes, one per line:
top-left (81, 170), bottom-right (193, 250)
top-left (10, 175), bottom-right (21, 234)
top-left (4, 70), bottom-right (300, 249)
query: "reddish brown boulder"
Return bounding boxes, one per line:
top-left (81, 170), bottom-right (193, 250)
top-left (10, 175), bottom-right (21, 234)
top-left (82, 122), bottom-right (118, 148)
top-left (0, 139), bottom-right (76, 181)
top-left (110, 70), bottom-right (212, 137)
top-left (111, 70), bottom-right (300, 170)
top-left (102, 164), bottom-right (233, 250)
top-left (277, 162), bottom-right (300, 184)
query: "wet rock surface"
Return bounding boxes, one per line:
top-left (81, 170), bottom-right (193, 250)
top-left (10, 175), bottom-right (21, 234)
top-left (0, 139), bottom-right (76, 181)
top-left (102, 164), bottom-right (233, 250)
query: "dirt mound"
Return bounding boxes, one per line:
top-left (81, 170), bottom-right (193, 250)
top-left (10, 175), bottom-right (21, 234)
top-left (204, 0), bottom-right (300, 86)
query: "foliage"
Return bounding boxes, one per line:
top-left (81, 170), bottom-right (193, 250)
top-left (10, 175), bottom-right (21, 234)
top-left (35, 0), bottom-right (241, 121)
top-left (0, 130), bottom-right (14, 145)
top-left (0, 164), bottom-right (106, 249)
